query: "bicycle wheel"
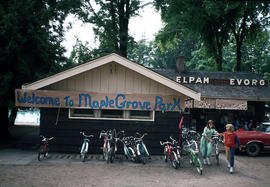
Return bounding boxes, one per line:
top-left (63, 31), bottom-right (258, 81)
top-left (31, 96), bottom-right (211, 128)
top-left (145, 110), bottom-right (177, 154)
top-left (164, 147), bottom-right (168, 162)
top-left (110, 146), bottom-right (115, 163)
top-left (82, 152), bottom-right (86, 162)
top-left (195, 157), bottom-right (203, 175)
top-left (106, 142), bottom-right (111, 163)
top-left (82, 143), bottom-right (88, 162)
top-left (38, 146), bottom-right (44, 161)
top-left (176, 149), bottom-right (181, 168)
top-left (128, 147), bottom-right (137, 162)
top-left (138, 144), bottom-right (147, 164)
top-left (38, 152), bottom-right (43, 161)
top-left (215, 145), bottom-right (219, 165)
top-left (171, 151), bottom-right (179, 169)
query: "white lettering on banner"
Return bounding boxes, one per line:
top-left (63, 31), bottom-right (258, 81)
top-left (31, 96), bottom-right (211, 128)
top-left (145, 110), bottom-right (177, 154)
top-left (230, 79), bottom-right (235, 85)
top-left (260, 80), bottom-right (265, 86)
top-left (176, 76), bottom-right (267, 87)
top-left (203, 77), bottom-right (209, 84)
top-left (252, 79), bottom-right (257, 86)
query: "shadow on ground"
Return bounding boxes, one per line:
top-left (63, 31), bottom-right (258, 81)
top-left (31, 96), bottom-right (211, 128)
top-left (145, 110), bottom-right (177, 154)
top-left (0, 125), bottom-right (40, 150)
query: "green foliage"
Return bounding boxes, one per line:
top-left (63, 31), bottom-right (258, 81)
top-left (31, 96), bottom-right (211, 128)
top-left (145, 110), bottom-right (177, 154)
top-left (0, 0), bottom-right (81, 107)
top-left (185, 47), bottom-right (217, 71)
top-left (155, 0), bottom-right (233, 70)
top-left (76, 0), bottom-right (141, 57)
top-left (154, 0), bottom-right (270, 71)
top-left (127, 39), bottom-right (154, 67)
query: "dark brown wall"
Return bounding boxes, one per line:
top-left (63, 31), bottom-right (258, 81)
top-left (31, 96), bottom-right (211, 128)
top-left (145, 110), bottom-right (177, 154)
top-left (40, 108), bottom-right (187, 155)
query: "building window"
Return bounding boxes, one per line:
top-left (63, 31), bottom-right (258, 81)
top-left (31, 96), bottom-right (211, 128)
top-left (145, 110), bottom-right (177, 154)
top-left (101, 110), bottom-right (123, 118)
top-left (70, 108), bottom-right (94, 118)
top-left (69, 109), bottom-right (154, 121)
top-left (130, 110), bottom-right (153, 120)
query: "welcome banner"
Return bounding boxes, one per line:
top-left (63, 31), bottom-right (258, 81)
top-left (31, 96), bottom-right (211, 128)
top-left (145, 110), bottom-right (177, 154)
top-left (15, 89), bottom-right (185, 112)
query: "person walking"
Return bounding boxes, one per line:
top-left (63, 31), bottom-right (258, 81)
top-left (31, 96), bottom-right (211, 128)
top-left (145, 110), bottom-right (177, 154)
top-left (200, 120), bottom-right (219, 165)
top-left (223, 124), bottom-right (241, 174)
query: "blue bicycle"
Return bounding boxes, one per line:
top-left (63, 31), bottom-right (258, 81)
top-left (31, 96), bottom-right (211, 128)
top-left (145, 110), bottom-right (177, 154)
top-left (120, 136), bottom-right (137, 162)
top-left (134, 132), bottom-right (150, 164)
top-left (80, 131), bottom-right (94, 162)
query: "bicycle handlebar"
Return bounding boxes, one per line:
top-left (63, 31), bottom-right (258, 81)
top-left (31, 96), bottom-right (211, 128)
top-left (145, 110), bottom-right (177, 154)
top-left (169, 136), bottom-right (177, 142)
top-left (40, 135), bottom-right (54, 141)
top-left (80, 132), bottom-right (94, 138)
top-left (160, 141), bottom-right (174, 146)
top-left (135, 133), bottom-right (147, 140)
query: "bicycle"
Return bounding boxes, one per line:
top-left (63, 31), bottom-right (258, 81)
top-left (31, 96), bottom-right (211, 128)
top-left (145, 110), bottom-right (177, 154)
top-left (182, 129), bottom-right (203, 175)
top-left (100, 129), bottom-right (123, 163)
top-left (212, 134), bottom-right (223, 165)
top-left (120, 136), bottom-right (137, 162)
top-left (38, 135), bottom-right (54, 161)
top-left (134, 132), bottom-right (150, 164)
top-left (80, 131), bottom-right (94, 162)
top-left (160, 136), bottom-right (181, 169)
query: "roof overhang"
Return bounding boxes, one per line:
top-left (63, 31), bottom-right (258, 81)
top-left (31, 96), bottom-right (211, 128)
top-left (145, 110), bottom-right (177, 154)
top-left (22, 53), bottom-right (200, 101)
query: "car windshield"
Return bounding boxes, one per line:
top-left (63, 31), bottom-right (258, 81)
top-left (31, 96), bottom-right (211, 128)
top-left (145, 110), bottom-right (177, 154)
top-left (256, 124), bottom-right (270, 133)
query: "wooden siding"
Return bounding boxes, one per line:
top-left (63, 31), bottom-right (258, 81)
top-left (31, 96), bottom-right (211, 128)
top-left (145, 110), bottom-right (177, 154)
top-left (44, 62), bottom-right (182, 96)
top-left (40, 108), bottom-right (190, 154)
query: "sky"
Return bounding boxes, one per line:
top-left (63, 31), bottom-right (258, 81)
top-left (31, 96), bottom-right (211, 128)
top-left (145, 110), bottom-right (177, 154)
top-left (62, 3), bottom-right (163, 57)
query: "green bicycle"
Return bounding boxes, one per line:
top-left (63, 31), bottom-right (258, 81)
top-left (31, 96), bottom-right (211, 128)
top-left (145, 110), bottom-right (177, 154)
top-left (182, 129), bottom-right (203, 175)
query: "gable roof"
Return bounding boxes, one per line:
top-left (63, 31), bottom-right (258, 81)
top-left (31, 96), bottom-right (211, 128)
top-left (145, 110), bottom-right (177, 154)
top-left (22, 53), bottom-right (200, 101)
top-left (154, 69), bottom-right (270, 101)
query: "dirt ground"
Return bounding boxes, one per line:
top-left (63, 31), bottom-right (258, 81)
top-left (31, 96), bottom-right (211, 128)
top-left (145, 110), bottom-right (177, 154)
top-left (1, 126), bottom-right (270, 187)
top-left (0, 152), bottom-right (270, 187)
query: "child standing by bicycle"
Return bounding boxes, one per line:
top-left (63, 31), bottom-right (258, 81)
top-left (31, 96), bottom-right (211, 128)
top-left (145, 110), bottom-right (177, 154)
top-left (224, 124), bottom-right (241, 174)
top-left (200, 120), bottom-right (219, 165)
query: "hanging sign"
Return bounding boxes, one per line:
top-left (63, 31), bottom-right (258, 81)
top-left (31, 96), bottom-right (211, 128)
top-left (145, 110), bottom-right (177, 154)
top-left (15, 89), bottom-right (185, 112)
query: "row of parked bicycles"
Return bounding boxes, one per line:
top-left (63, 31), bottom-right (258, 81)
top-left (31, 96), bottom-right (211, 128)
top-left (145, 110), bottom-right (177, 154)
top-left (38, 128), bottom-right (223, 175)
top-left (38, 130), bottom-right (150, 165)
top-left (160, 129), bottom-right (222, 175)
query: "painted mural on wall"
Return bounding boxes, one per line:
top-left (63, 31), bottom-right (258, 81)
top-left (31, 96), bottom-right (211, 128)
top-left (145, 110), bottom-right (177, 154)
top-left (15, 89), bottom-right (185, 112)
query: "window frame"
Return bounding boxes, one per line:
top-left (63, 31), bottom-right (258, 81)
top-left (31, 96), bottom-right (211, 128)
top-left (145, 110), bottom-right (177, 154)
top-left (69, 109), bottom-right (155, 121)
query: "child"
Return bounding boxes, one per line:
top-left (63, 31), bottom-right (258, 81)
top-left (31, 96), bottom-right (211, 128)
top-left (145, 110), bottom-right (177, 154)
top-left (200, 120), bottom-right (219, 165)
top-left (224, 124), bottom-right (241, 174)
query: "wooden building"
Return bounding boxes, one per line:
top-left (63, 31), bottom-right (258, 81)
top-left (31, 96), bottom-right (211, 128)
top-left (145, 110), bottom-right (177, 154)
top-left (16, 53), bottom-right (200, 154)
top-left (155, 60), bottom-right (270, 132)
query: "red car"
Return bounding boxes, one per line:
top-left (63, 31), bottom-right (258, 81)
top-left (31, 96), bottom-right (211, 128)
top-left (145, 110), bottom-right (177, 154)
top-left (236, 122), bottom-right (270, 156)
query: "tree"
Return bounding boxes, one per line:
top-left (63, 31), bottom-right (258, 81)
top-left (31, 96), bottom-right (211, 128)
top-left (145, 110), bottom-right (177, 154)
top-left (0, 0), bottom-right (81, 138)
top-left (155, 0), bottom-right (234, 71)
top-left (76, 0), bottom-right (142, 57)
top-left (227, 2), bottom-right (270, 71)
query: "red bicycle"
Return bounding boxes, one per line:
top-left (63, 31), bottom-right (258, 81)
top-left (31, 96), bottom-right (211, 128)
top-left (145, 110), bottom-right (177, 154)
top-left (160, 136), bottom-right (181, 169)
top-left (38, 135), bottom-right (54, 161)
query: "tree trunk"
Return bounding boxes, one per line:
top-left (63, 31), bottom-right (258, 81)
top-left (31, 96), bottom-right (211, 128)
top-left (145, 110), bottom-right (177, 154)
top-left (217, 43), bottom-right (223, 71)
top-left (9, 107), bottom-right (18, 126)
top-left (109, 0), bottom-right (119, 53)
top-left (118, 0), bottom-right (130, 57)
top-left (236, 39), bottom-right (242, 71)
top-left (0, 106), bottom-right (11, 139)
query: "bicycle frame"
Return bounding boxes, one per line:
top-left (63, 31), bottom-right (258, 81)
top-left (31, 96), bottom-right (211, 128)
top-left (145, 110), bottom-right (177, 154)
top-left (121, 137), bottom-right (136, 162)
top-left (100, 129), bottom-right (121, 163)
top-left (81, 138), bottom-right (89, 154)
top-left (80, 132), bottom-right (94, 162)
top-left (135, 133), bottom-right (150, 164)
top-left (212, 135), bottom-right (223, 165)
top-left (186, 139), bottom-right (203, 175)
top-left (160, 137), bottom-right (181, 169)
top-left (182, 129), bottom-right (203, 175)
top-left (38, 135), bottom-right (54, 161)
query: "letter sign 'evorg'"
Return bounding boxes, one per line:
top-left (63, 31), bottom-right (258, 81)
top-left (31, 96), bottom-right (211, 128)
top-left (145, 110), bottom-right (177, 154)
top-left (15, 89), bottom-right (185, 112)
